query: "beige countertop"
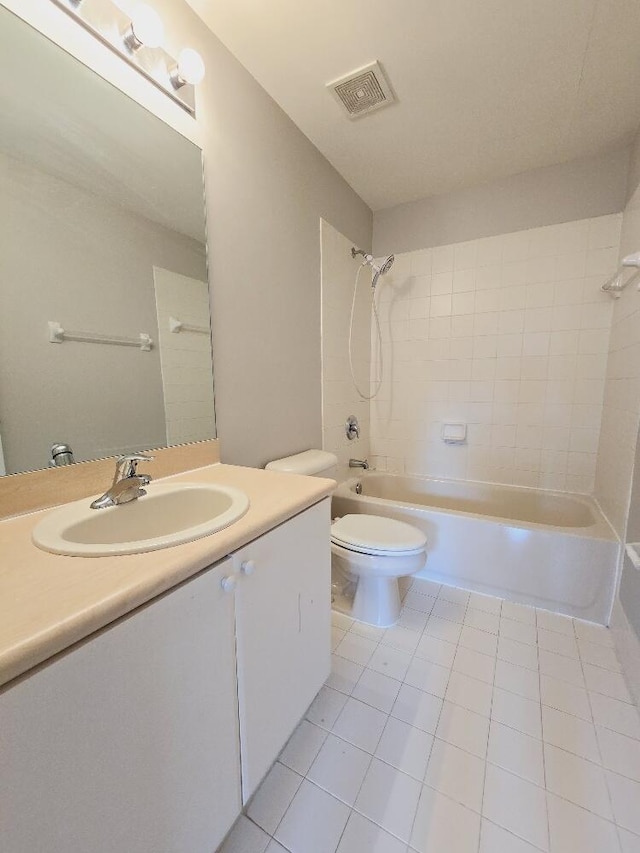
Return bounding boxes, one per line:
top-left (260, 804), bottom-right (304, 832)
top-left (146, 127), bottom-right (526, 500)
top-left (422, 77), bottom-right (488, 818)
top-left (0, 463), bottom-right (334, 690)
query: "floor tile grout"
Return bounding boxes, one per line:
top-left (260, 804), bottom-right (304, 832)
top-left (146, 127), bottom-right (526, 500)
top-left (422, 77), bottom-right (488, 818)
top-left (233, 580), bottom-right (640, 853)
top-left (478, 590), bottom-right (498, 853)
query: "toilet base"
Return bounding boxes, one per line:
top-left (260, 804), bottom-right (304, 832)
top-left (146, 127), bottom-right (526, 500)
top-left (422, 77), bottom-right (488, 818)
top-left (331, 544), bottom-right (426, 628)
top-left (331, 561), bottom-right (402, 628)
top-left (352, 575), bottom-right (401, 627)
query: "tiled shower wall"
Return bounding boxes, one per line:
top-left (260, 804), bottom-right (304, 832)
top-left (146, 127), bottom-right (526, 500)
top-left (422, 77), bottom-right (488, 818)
top-left (321, 220), bottom-right (371, 480)
top-left (595, 182), bottom-right (640, 537)
top-left (602, 143), bottom-right (640, 700)
top-left (369, 215), bottom-right (621, 492)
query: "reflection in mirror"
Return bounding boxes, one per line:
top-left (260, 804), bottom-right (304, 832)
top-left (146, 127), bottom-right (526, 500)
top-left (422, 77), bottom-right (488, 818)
top-left (0, 7), bottom-right (214, 477)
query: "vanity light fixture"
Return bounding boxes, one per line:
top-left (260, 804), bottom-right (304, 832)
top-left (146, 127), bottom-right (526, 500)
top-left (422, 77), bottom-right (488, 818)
top-left (171, 48), bottom-right (206, 88)
top-left (122, 4), bottom-right (165, 52)
top-left (49, 0), bottom-right (205, 115)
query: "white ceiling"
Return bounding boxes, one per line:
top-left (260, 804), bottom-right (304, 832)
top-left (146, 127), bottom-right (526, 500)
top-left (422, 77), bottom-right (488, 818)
top-left (186, 0), bottom-right (640, 211)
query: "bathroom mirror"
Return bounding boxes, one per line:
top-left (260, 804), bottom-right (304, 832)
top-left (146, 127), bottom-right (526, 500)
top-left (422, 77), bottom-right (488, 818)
top-left (0, 7), bottom-right (214, 476)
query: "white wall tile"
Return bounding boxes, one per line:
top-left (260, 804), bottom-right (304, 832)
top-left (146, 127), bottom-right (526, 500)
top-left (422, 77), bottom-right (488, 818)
top-left (368, 215), bottom-right (619, 490)
top-left (594, 192), bottom-right (640, 536)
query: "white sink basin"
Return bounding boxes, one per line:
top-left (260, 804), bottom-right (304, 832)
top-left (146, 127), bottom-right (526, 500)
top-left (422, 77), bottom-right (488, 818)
top-left (32, 482), bottom-right (250, 557)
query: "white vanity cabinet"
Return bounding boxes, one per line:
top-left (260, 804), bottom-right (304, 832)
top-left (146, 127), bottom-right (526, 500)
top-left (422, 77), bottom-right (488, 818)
top-left (0, 557), bottom-right (242, 853)
top-left (0, 498), bottom-right (331, 853)
top-left (233, 498), bottom-right (332, 801)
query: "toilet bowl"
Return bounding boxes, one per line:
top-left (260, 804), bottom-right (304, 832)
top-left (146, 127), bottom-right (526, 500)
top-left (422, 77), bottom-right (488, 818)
top-left (331, 514), bottom-right (427, 627)
top-left (265, 450), bottom-right (428, 628)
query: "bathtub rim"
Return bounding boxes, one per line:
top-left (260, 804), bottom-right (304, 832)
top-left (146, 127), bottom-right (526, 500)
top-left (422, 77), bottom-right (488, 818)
top-left (334, 471), bottom-right (617, 543)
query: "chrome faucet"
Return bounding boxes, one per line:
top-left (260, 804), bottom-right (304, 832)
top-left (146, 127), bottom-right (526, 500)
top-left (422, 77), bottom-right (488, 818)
top-left (90, 453), bottom-right (154, 510)
top-left (349, 458), bottom-right (369, 470)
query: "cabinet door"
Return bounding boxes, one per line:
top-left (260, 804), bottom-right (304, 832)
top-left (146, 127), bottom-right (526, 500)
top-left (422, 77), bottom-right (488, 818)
top-left (0, 559), bottom-right (241, 853)
top-left (233, 499), bottom-right (331, 801)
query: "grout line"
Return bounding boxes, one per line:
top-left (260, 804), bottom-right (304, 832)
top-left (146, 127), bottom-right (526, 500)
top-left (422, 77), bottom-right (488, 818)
top-left (579, 613), bottom-right (623, 849)
top-left (479, 594), bottom-right (502, 853)
top-left (334, 624), bottom-right (640, 738)
top-left (318, 587), bottom-right (640, 850)
top-left (244, 815), bottom-right (275, 850)
top-left (405, 580), bottom-right (473, 850)
top-left (478, 817), bottom-right (549, 853)
top-left (259, 763), bottom-right (304, 851)
top-left (537, 606), bottom-right (551, 852)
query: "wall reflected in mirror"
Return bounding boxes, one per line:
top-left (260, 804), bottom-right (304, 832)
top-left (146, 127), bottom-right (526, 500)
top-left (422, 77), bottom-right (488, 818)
top-left (0, 7), bottom-right (214, 476)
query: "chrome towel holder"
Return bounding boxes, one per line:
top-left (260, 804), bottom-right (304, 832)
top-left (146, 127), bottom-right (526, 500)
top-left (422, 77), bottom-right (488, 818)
top-left (48, 321), bottom-right (153, 351)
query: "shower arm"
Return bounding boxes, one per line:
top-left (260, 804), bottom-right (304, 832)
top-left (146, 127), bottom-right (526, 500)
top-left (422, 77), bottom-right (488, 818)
top-left (351, 247), bottom-right (372, 263)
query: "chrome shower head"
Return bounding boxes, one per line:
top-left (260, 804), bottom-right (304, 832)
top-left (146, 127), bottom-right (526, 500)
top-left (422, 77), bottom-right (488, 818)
top-left (379, 255), bottom-right (395, 274)
top-left (351, 248), bottom-right (395, 287)
top-left (371, 255), bottom-right (395, 287)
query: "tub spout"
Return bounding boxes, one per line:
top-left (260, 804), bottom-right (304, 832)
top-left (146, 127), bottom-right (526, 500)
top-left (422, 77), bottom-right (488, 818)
top-left (349, 458), bottom-right (369, 470)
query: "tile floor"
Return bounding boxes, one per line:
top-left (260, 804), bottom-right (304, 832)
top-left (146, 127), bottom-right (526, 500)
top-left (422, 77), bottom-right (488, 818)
top-left (219, 579), bottom-right (640, 853)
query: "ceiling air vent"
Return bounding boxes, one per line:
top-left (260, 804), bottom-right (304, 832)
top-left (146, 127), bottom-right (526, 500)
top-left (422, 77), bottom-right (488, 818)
top-left (327, 61), bottom-right (395, 119)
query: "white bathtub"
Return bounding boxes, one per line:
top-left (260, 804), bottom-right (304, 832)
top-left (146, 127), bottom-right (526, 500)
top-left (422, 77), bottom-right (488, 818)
top-left (332, 473), bottom-right (619, 624)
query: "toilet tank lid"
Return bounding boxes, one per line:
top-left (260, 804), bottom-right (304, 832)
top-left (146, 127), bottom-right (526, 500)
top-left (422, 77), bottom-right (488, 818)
top-left (265, 449), bottom-right (338, 476)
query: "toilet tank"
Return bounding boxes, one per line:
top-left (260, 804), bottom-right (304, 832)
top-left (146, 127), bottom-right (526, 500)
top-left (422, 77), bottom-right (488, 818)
top-left (265, 449), bottom-right (338, 479)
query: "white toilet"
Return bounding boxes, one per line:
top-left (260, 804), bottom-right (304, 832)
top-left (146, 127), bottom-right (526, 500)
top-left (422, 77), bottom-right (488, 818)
top-left (266, 450), bottom-right (427, 627)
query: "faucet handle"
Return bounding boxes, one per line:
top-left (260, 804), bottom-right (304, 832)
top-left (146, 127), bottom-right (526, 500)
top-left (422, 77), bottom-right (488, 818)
top-left (115, 453), bottom-right (155, 481)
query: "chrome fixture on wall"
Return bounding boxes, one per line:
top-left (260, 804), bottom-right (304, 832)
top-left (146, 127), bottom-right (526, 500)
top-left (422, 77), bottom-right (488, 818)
top-left (345, 415), bottom-right (360, 440)
top-left (122, 4), bottom-right (165, 51)
top-left (349, 458), bottom-right (369, 470)
top-left (351, 247), bottom-right (395, 289)
top-left (49, 0), bottom-right (205, 115)
top-left (48, 320), bottom-right (153, 351)
top-left (50, 443), bottom-right (75, 467)
top-left (601, 251), bottom-right (640, 299)
top-left (348, 247), bottom-right (395, 400)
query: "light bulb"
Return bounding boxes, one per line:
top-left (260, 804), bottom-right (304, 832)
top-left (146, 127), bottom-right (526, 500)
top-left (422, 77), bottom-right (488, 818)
top-left (124, 4), bottom-right (164, 50)
top-left (172, 48), bottom-right (206, 87)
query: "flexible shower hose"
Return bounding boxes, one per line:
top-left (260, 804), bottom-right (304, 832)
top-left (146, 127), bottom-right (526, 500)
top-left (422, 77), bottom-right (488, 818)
top-left (348, 263), bottom-right (384, 400)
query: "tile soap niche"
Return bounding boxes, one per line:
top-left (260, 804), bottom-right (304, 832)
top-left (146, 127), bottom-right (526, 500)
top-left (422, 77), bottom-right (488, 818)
top-left (442, 423), bottom-right (467, 445)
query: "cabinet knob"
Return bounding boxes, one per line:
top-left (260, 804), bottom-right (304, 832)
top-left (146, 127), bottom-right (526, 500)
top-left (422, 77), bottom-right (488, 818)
top-left (241, 559), bottom-right (256, 576)
top-left (220, 575), bottom-right (237, 593)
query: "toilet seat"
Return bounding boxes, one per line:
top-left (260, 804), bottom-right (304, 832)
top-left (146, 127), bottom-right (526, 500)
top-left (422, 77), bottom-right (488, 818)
top-left (331, 514), bottom-right (427, 558)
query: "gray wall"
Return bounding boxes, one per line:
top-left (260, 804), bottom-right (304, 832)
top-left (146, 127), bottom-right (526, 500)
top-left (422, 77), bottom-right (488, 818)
top-left (373, 147), bottom-right (630, 256)
top-left (627, 132), bottom-right (640, 205)
top-left (0, 151), bottom-right (207, 474)
top-left (149, 0), bottom-right (373, 468)
top-left (201, 45), bottom-right (372, 466)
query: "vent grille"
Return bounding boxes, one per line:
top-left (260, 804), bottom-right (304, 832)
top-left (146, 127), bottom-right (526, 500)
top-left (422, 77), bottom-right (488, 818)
top-left (328, 61), bottom-right (395, 119)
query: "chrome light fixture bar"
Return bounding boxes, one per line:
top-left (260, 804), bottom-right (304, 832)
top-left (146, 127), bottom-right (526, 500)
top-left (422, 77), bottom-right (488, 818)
top-left (49, 0), bottom-right (205, 115)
